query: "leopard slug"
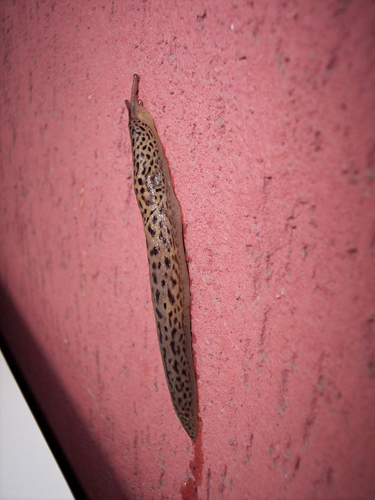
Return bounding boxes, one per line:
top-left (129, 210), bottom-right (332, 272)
top-left (125, 74), bottom-right (198, 441)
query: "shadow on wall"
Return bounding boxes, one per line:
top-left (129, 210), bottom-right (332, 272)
top-left (0, 282), bottom-right (130, 500)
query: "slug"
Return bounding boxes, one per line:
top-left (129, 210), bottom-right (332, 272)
top-left (125, 74), bottom-right (198, 441)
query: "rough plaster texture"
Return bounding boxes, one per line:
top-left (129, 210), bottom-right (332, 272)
top-left (1, 1), bottom-right (375, 499)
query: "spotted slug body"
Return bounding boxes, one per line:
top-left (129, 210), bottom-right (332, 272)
top-left (125, 74), bottom-right (198, 441)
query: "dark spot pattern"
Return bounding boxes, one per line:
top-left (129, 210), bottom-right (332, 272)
top-left (127, 112), bottom-right (198, 441)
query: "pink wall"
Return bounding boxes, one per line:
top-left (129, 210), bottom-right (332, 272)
top-left (1, 1), bottom-right (375, 499)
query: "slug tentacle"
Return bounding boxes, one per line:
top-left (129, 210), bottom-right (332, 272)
top-left (125, 74), bottom-right (198, 441)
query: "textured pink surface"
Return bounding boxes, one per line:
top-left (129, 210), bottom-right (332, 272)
top-left (1, 1), bottom-right (375, 499)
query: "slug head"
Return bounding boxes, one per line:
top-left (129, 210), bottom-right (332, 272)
top-left (125, 74), bottom-right (156, 130)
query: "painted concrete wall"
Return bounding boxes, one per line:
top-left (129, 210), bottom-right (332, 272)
top-left (1, 1), bottom-right (375, 499)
